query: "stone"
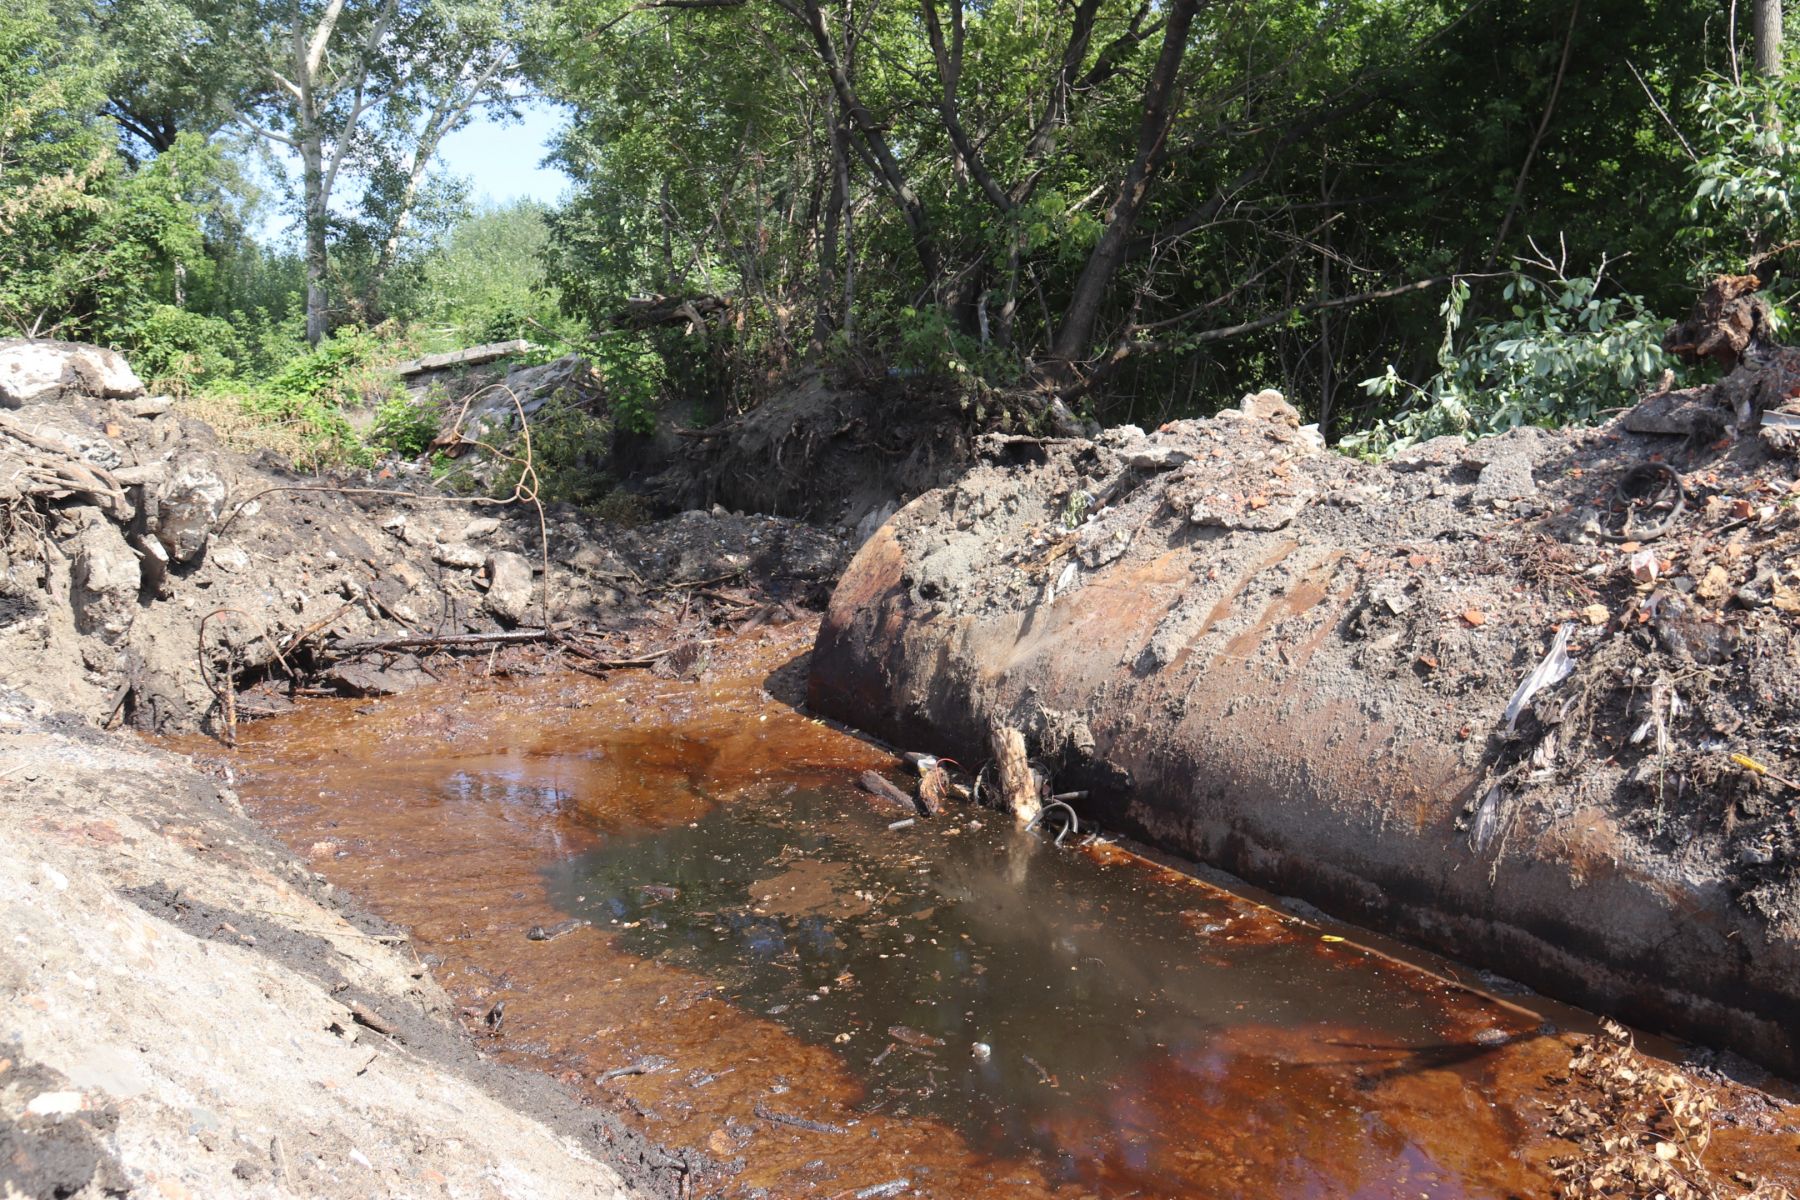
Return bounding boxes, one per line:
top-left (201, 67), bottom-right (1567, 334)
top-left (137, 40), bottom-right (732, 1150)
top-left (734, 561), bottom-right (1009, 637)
top-left (483, 551), bottom-right (535, 626)
top-left (122, 395), bottom-right (173, 418)
top-left (31, 422), bottom-right (123, 470)
top-left (0, 339), bottom-right (144, 408)
top-left (155, 457), bottom-right (226, 565)
top-left (1470, 453), bottom-right (1538, 506)
top-left (1126, 445), bottom-right (1194, 471)
top-left (458, 517), bottom-right (501, 541)
top-left (71, 518), bottom-right (141, 642)
top-left (432, 542), bottom-right (484, 569)
top-left (1238, 389), bottom-right (1300, 426)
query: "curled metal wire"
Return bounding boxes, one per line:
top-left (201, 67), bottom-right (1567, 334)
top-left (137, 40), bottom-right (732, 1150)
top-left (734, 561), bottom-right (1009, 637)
top-left (1599, 462), bottom-right (1686, 543)
top-left (1028, 799), bottom-right (1081, 846)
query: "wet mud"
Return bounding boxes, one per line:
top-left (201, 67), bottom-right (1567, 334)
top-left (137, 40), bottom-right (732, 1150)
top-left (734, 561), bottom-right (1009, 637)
top-left (196, 624), bottom-right (1800, 1199)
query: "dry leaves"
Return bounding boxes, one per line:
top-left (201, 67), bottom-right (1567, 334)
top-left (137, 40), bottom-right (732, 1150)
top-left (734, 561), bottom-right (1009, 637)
top-left (1548, 1021), bottom-right (1792, 1200)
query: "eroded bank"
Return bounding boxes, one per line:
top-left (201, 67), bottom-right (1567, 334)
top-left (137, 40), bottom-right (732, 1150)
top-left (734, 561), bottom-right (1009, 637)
top-left (809, 395), bottom-right (1800, 1077)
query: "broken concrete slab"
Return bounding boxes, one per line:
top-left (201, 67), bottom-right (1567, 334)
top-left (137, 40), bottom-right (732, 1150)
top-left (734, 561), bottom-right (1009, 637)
top-left (0, 339), bottom-right (145, 408)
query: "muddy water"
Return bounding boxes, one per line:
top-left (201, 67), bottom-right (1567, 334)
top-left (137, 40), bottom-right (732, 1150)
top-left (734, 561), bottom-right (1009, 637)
top-left (198, 625), bottom-right (1800, 1200)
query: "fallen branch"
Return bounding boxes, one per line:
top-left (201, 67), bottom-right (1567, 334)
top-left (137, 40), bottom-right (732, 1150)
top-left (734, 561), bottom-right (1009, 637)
top-left (860, 770), bottom-right (923, 815)
top-left (753, 1103), bottom-right (846, 1135)
top-left (322, 628), bottom-right (555, 657)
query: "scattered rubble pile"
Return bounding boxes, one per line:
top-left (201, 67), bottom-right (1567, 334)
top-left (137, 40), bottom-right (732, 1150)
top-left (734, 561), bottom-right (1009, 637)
top-left (0, 339), bottom-right (850, 737)
top-left (812, 362), bottom-right (1800, 1074)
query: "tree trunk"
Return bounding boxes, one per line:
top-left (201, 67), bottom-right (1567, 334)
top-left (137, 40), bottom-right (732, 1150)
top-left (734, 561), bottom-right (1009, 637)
top-left (1046, 0), bottom-right (1201, 378)
top-left (299, 114), bottom-right (330, 345)
top-left (793, 0), bottom-right (942, 300)
top-left (1753, 0), bottom-right (1783, 77)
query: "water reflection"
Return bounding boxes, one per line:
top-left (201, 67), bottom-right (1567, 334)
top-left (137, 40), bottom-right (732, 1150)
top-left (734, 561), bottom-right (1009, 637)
top-left (543, 784), bottom-right (1540, 1197)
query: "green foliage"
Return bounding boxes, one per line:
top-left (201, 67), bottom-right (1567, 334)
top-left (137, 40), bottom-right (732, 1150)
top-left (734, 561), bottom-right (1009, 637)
top-left (1684, 73), bottom-right (1800, 273)
top-left (409, 199), bottom-right (564, 347)
top-left (1342, 266), bottom-right (1673, 458)
top-left (590, 332), bottom-right (667, 434)
top-left (491, 395), bottom-right (614, 506)
top-left (370, 390), bottom-right (441, 458)
top-left (200, 329), bottom-right (400, 469)
top-left (124, 304), bottom-right (245, 389)
top-left (0, 0), bottom-right (214, 339)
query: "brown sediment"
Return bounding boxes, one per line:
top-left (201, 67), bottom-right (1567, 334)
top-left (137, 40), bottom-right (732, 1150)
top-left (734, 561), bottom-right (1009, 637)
top-left (190, 620), bottom-right (1800, 1199)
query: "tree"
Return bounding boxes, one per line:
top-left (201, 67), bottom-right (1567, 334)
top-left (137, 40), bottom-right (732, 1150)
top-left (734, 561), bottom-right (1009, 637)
top-left (83, 0), bottom-right (253, 160)
top-left (1753, 0), bottom-right (1783, 79)
top-left (225, 0), bottom-right (523, 343)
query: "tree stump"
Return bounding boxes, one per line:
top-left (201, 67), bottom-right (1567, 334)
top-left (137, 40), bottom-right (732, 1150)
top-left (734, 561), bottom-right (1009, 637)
top-left (989, 724), bottom-right (1039, 826)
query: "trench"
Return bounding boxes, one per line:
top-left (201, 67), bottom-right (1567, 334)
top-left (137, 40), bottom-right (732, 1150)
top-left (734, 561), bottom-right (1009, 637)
top-left (191, 622), bottom-right (1800, 1200)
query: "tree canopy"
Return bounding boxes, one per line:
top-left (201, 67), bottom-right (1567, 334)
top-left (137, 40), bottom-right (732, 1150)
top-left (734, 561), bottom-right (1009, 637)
top-left (9, 0), bottom-right (1800, 451)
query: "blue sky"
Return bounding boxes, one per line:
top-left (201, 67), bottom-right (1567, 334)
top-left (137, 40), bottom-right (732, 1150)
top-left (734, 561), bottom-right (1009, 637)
top-left (437, 101), bottom-right (572, 209)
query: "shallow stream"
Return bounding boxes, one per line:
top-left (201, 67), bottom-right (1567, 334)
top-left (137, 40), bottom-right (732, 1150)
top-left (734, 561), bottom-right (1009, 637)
top-left (201, 625), bottom-right (1800, 1199)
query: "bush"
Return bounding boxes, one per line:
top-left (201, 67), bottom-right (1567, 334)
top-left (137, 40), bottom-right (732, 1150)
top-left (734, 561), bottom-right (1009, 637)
top-left (1684, 72), bottom-right (1800, 276)
top-left (1342, 260), bottom-right (1673, 458)
top-left (370, 389), bottom-right (441, 458)
top-left (196, 328), bottom-right (404, 470)
top-left (126, 305), bottom-right (245, 392)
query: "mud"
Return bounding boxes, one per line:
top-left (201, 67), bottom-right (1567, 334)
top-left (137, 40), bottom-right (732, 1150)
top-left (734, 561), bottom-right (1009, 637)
top-left (810, 391), bottom-right (1800, 1076)
top-left (0, 682), bottom-right (650, 1199)
top-left (198, 621), bottom-right (1800, 1199)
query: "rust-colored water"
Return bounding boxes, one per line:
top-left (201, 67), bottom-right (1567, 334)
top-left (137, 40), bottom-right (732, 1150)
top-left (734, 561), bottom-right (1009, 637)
top-left (189, 624), bottom-right (1800, 1199)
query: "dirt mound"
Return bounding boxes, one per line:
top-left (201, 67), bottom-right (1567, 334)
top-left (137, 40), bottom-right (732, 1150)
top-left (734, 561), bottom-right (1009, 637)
top-left (0, 344), bottom-right (853, 737)
top-left (636, 369), bottom-right (975, 535)
top-left (811, 376), bottom-right (1800, 1076)
top-left (0, 684), bottom-right (675, 1199)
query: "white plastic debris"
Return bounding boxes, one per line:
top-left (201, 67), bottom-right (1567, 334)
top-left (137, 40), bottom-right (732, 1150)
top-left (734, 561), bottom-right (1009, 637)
top-left (1502, 623), bottom-right (1576, 731)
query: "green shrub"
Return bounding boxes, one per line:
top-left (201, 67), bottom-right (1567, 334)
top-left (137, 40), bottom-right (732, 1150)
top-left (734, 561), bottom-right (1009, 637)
top-left (370, 390), bottom-right (440, 458)
top-left (591, 331), bottom-right (667, 434)
top-left (1684, 73), bottom-right (1800, 276)
top-left (1342, 264), bottom-right (1673, 458)
top-left (490, 395), bottom-right (614, 506)
top-left (126, 304), bottom-right (245, 392)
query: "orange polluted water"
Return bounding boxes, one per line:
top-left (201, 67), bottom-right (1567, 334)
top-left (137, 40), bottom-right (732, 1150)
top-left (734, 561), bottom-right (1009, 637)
top-left (195, 625), bottom-right (1799, 1200)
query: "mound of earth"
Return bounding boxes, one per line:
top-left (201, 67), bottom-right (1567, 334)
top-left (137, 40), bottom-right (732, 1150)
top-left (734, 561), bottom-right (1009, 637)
top-left (811, 370), bottom-right (1800, 1075)
top-left (0, 342), bottom-right (852, 737)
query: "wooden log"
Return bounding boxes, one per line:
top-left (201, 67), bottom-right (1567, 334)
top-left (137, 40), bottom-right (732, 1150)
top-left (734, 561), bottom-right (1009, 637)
top-left (917, 765), bottom-right (949, 816)
top-left (859, 770), bottom-right (918, 813)
top-left (989, 724), bottom-right (1039, 826)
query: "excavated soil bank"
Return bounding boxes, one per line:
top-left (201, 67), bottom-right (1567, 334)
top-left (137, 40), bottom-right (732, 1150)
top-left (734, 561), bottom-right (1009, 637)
top-left (810, 391), bottom-right (1800, 1078)
top-left (190, 623), bottom-right (1800, 1199)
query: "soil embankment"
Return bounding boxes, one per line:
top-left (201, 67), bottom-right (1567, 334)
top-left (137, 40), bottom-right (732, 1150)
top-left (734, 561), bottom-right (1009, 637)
top-left (810, 377), bottom-right (1800, 1076)
top-left (1, 340), bottom-right (851, 1197)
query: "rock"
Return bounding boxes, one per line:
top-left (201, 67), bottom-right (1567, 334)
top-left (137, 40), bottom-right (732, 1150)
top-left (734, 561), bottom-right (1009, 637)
top-left (122, 395), bottom-right (173, 418)
top-left (70, 517), bottom-right (141, 642)
top-left (432, 542), bottom-right (485, 569)
top-left (1697, 563), bottom-right (1733, 605)
top-left (0, 339), bottom-right (145, 408)
top-left (27, 421), bottom-right (126, 470)
top-left (484, 551), bottom-right (535, 625)
top-left (154, 457), bottom-right (226, 565)
top-left (1238, 389), bottom-right (1300, 426)
top-left (1126, 445), bottom-right (1194, 471)
top-left (1471, 453), bottom-right (1538, 506)
top-left (458, 517), bottom-right (501, 541)
top-left (319, 659), bottom-right (428, 697)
